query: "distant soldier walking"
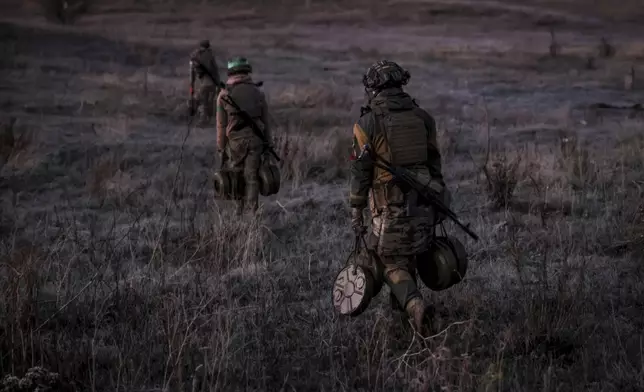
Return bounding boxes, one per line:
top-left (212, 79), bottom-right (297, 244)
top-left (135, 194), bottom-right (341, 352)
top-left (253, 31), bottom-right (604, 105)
top-left (189, 39), bottom-right (222, 126)
top-left (349, 60), bottom-right (449, 336)
top-left (217, 57), bottom-right (272, 216)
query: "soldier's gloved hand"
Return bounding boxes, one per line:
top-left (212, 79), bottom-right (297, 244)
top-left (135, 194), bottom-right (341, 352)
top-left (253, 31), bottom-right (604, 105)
top-left (351, 207), bottom-right (366, 235)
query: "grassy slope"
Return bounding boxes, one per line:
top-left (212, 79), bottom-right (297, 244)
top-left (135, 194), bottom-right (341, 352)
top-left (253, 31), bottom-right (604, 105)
top-left (1, 1), bottom-right (644, 391)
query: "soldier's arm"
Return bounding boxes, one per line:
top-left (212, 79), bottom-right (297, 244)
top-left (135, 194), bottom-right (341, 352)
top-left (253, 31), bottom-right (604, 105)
top-left (416, 108), bottom-right (445, 186)
top-left (207, 52), bottom-right (221, 85)
top-left (349, 116), bottom-right (374, 209)
top-left (212, 57), bottom-right (222, 85)
top-left (260, 92), bottom-right (272, 144)
top-left (216, 90), bottom-right (228, 152)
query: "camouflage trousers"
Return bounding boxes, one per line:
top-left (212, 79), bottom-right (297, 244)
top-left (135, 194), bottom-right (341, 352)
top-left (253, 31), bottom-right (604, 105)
top-left (196, 84), bottom-right (219, 126)
top-left (365, 233), bottom-right (422, 311)
top-left (226, 136), bottom-right (263, 215)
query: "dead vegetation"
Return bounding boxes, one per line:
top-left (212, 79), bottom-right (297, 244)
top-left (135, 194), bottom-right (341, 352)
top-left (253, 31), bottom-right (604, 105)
top-left (31, 0), bottom-right (90, 24)
top-left (2, 1), bottom-right (644, 391)
top-left (0, 118), bottom-right (35, 171)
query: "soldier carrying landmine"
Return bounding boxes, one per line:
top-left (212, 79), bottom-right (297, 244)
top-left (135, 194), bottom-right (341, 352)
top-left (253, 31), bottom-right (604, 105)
top-left (189, 39), bottom-right (222, 126)
top-left (216, 57), bottom-right (273, 216)
top-left (349, 60), bottom-right (450, 336)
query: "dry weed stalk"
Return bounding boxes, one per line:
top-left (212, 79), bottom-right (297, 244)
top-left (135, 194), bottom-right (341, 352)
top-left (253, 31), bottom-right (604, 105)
top-left (598, 37), bottom-right (616, 58)
top-left (625, 66), bottom-right (636, 90)
top-left (557, 133), bottom-right (596, 189)
top-left (549, 28), bottom-right (560, 58)
top-left (35, 0), bottom-right (89, 24)
top-left (0, 118), bottom-right (34, 170)
top-left (86, 153), bottom-right (122, 200)
top-left (472, 104), bottom-right (524, 209)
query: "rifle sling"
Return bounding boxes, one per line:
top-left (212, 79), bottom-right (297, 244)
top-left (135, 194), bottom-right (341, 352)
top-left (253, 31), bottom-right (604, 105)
top-left (221, 96), bottom-right (268, 145)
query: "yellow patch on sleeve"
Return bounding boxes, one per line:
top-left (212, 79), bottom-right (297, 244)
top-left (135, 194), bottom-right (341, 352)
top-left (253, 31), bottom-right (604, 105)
top-left (352, 123), bottom-right (369, 151)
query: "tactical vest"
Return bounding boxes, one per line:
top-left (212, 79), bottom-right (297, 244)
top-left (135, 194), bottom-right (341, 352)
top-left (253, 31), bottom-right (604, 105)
top-left (370, 104), bottom-right (429, 210)
top-left (225, 82), bottom-right (265, 136)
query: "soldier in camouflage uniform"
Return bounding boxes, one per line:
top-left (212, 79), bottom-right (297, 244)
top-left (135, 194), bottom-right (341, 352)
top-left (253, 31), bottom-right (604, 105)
top-left (350, 60), bottom-right (447, 336)
top-left (217, 57), bottom-right (272, 216)
top-left (190, 39), bottom-right (222, 126)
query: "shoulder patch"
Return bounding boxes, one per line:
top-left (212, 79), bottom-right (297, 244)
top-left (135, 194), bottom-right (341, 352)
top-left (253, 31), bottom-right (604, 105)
top-left (353, 123), bottom-right (369, 151)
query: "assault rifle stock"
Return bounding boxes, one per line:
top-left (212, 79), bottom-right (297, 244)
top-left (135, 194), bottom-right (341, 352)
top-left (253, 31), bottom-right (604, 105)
top-left (357, 144), bottom-right (479, 241)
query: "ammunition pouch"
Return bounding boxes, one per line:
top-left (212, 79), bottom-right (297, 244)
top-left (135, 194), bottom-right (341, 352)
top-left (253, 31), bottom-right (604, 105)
top-left (416, 236), bottom-right (468, 291)
top-left (213, 169), bottom-right (245, 200)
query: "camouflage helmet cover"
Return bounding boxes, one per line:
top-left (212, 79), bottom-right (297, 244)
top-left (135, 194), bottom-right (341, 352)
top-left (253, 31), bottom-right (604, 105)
top-left (227, 57), bottom-right (253, 74)
top-left (362, 60), bottom-right (410, 90)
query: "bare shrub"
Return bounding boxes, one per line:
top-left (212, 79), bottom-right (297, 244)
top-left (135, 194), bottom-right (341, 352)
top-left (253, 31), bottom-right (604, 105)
top-left (273, 83), bottom-right (353, 109)
top-left (0, 118), bottom-right (16, 167)
top-left (33, 0), bottom-right (89, 24)
top-left (482, 150), bottom-right (524, 209)
top-left (436, 121), bottom-right (468, 163)
top-left (86, 151), bottom-right (123, 200)
top-left (275, 126), bottom-right (350, 186)
top-left (598, 37), bottom-right (616, 58)
top-left (1, 366), bottom-right (64, 392)
top-left (0, 118), bottom-right (35, 171)
top-left (556, 133), bottom-right (596, 189)
top-left (549, 28), bottom-right (560, 58)
top-left (601, 184), bottom-right (644, 254)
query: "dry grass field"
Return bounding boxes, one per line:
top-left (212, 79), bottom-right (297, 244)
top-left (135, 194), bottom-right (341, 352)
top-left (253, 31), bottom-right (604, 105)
top-left (1, 0), bottom-right (644, 391)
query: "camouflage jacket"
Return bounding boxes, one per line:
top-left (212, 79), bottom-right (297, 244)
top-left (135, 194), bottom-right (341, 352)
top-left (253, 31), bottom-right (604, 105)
top-left (190, 47), bottom-right (221, 86)
top-left (216, 74), bottom-right (270, 151)
top-left (349, 88), bottom-right (444, 210)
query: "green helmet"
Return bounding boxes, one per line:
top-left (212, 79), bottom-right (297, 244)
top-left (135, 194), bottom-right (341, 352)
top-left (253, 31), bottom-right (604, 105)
top-left (362, 60), bottom-right (410, 91)
top-left (227, 57), bottom-right (252, 75)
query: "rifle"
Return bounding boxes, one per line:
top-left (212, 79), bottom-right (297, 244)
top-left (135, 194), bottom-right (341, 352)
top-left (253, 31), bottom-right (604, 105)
top-left (357, 144), bottom-right (479, 241)
top-left (219, 93), bottom-right (281, 162)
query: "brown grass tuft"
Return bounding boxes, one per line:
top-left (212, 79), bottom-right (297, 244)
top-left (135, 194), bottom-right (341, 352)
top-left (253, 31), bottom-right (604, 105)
top-left (482, 149), bottom-right (524, 209)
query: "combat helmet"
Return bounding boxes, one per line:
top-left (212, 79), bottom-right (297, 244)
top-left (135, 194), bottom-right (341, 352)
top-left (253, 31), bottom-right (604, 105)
top-left (362, 60), bottom-right (410, 92)
top-left (227, 57), bottom-right (253, 75)
top-left (199, 39), bottom-right (210, 49)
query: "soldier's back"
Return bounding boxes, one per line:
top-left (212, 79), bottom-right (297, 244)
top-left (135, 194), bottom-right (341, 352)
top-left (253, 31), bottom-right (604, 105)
top-left (227, 82), bottom-right (265, 119)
